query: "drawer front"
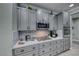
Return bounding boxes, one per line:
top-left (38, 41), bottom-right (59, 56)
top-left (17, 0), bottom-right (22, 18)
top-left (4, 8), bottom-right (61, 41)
top-left (51, 50), bottom-right (57, 56)
top-left (50, 40), bottom-right (57, 50)
top-left (56, 40), bottom-right (64, 45)
top-left (65, 44), bottom-right (70, 50)
top-left (13, 44), bottom-right (39, 56)
top-left (18, 50), bottom-right (39, 56)
top-left (38, 47), bottom-right (51, 55)
top-left (39, 42), bottom-right (51, 49)
top-left (43, 52), bottom-right (53, 56)
top-left (56, 46), bottom-right (64, 54)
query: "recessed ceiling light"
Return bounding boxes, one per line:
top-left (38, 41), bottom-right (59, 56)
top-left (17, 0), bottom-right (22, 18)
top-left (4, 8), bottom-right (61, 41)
top-left (69, 4), bottom-right (74, 7)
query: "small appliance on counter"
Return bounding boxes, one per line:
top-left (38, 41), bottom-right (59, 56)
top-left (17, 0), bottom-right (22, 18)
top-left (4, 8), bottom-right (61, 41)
top-left (18, 38), bottom-right (25, 45)
top-left (25, 35), bottom-right (31, 41)
top-left (49, 30), bottom-right (58, 38)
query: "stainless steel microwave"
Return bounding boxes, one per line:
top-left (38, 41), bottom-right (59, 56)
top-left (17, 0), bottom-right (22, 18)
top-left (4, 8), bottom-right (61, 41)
top-left (36, 22), bottom-right (49, 29)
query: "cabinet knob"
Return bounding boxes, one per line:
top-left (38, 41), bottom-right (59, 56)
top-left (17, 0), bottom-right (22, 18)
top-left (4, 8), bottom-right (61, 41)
top-left (49, 54), bottom-right (52, 56)
top-left (33, 47), bottom-right (35, 49)
top-left (42, 50), bottom-right (45, 52)
top-left (33, 54), bottom-right (35, 56)
top-left (56, 51), bottom-right (58, 53)
top-left (43, 44), bottom-right (45, 46)
top-left (50, 48), bottom-right (51, 50)
top-left (56, 41), bottom-right (57, 43)
top-left (53, 50), bottom-right (54, 51)
top-left (20, 49), bottom-right (24, 52)
top-left (27, 26), bottom-right (30, 29)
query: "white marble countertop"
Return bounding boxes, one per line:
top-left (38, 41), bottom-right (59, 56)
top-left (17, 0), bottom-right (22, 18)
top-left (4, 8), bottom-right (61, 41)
top-left (13, 37), bottom-right (63, 49)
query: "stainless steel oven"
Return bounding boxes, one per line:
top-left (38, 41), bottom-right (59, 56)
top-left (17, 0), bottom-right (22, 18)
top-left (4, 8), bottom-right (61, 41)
top-left (63, 26), bottom-right (70, 38)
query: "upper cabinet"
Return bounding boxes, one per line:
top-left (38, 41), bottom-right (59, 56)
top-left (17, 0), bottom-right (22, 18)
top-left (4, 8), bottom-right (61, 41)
top-left (63, 12), bottom-right (70, 27)
top-left (57, 12), bottom-right (70, 30)
top-left (17, 6), bottom-right (37, 31)
top-left (49, 15), bottom-right (54, 30)
top-left (17, 4), bottom-right (52, 31)
top-left (42, 12), bottom-right (49, 23)
top-left (17, 7), bottom-right (29, 31)
top-left (37, 9), bottom-right (49, 23)
top-left (57, 13), bottom-right (63, 30)
top-left (49, 15), bottom-right (58, 30)
top-left (28, 9), bottom-right (37, 30)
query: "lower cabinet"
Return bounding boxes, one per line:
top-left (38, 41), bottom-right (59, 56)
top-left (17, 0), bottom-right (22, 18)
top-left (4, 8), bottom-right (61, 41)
top-left (13, 39), bottom-right (70, 56)
top-left (38, 47), bottom-right (51, 55)
top-left (18, 50), bottom-right (38, 56)
top-left (42, 51), bottom-right (53, 56)
top-left (63, 38), bottom-right (70, 51)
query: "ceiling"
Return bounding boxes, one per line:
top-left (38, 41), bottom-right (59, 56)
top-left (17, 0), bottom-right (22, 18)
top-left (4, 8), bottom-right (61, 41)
top-left (32, 3), bottom-right (79, 13)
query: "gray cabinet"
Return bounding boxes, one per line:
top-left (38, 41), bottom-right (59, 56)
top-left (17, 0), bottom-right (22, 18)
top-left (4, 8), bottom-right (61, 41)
top-left (13, 44), bottom-right (39, 56)
top-left (49, 15), bottom-right (54, 30)
top-left (13, 39), bottom-right (70, 56)
top-left (57, 12), bottom-right (69, 29)
top-left (17, 7), bottom-right (28, 31)
top-left (63, 12), bottom-right (70, 26)
top-left (64, 38), bottom-right (70, 50)
top-left (38, 41), bottom-right (51, 56)
top-left (57, 13), bottom-right (63, 30)
top-left (49, 15), bottom-right (58, 30)
top-left (17, 7), bottom-right (36, 31)
top-left (37, 9), bottom-right (43, 23)
top-left (18, 50), bottom-right (38, 56)
top-left (42, 12), bottom-right (49, 23)
top-left (37, 9), bottom-right (49, 23)
top-left (28, 9), bottom-right (37, 30)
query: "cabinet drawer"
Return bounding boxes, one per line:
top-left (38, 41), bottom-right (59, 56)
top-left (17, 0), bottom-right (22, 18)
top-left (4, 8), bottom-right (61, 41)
top-left (38, 47), bottom-right (51, 55)
top-left (50, 50), bottom-right (57, 56)
top-left (50, 40), bottom-right (56, 48)
top-left (39, 42), bottom-right (51, 49)
top-left (43, 52), bottom-right (53, 56)
top-left (18, 50), bottom-right (38, 56)
top-left (13, 44), bottom-right (39, 56)
top-left (56, 46), bottom-right (64, 54)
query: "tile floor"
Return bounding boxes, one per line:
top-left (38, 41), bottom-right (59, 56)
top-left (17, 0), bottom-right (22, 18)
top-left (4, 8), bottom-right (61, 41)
top-left (58, 41), bottom-right (79, 56)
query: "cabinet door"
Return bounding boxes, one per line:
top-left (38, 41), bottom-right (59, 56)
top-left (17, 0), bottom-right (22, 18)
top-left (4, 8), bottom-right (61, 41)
top-left (28, 10), bottom-right (36, 30)
top-left (38, 47), bottom-right (51, 55)
top-left (49, 15), bottom-right (54, 30)
top-left (39, 41), bottom-right (51, 49)
top-left (37, 9), bottom-right (43, 23)
top-left (57, 13), bottom-right (63, 30)
top-left (17, 7), bottom-right (28, 30)
top-left (42, 12), bottom-right (49, 23)
top-left (65, 39), bottom-right (70, 50)
top-left (18, 50), bottom-right (38, 56)
top-left (63, 12), bottom-right (70, 26)
top-left (37, 9), bottom-right (49, 23)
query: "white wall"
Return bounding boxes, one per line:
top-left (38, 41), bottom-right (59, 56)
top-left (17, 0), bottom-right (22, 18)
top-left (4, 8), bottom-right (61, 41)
top-left (0, 4), bottom-right (13, 56)
top-left (12, 4), bottom-right (19, 46)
